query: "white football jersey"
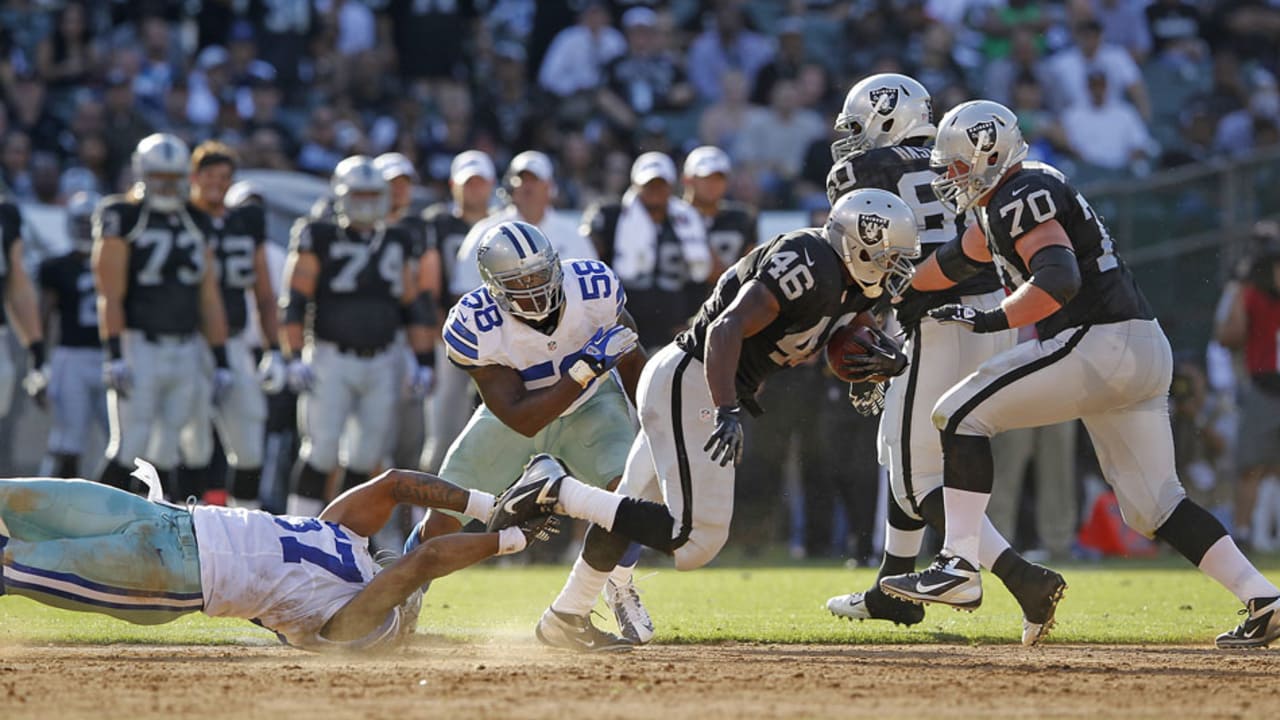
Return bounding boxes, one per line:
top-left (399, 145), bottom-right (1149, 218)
top-left (443, 259), bottom-right (626, 416)
top-left (192, 506), bottom-right (407, 651)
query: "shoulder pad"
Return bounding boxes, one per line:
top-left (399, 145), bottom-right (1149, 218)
top-left (93, 196), bottom-right (140, 241)
top-left (290, 218), bottom-right (335, 253)
top-left (443, 289), bottom-right (500, 366)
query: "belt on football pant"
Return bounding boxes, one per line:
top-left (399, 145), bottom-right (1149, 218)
top-left (334, 343), bottom-right (390, 358)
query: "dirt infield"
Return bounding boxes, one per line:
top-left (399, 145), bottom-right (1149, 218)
top-left (2, 641), bottom-right (1277, 719)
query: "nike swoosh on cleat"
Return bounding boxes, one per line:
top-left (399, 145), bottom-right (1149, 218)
top-left (916, 578), bottom-right (962, 593)
top-left (502, 486), bottom-right (541, 514)
top-left (1242, 624), bottom-right (1264, 639)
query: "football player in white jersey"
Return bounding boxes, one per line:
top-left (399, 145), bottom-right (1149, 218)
top-left (413, 220), bottom-right (650, 650)
top-left (0, 461), bottom-right (558, 651)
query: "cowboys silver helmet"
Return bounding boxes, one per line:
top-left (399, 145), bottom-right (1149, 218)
top-left (831, 73), bottom-right (935, 161)
top-left (66, 190), bottom-right (100, 253)
top-left (825, 188), bottom-right (920, 300)
top-left (930, 99), bottom-right (1028, 214)
top-left (131, 133), bottom-right (190, 213)
top-left (476, 221), bottom-right (564, 322)
top-left (331, 155), bottom-right (390, 228)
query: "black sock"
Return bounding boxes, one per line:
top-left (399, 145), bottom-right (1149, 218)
top-left (175, 465), bottom-right (208, 501)
top-left (50, 453), bottom-right (78, 479)
top-left (942, 433), bottom-right (994, 494)
top-left (231, 467), bottom-right (262, 502)
top-left (340, 469), bottom-right (369, 493)
top-left (1155, 498), bottom-right (1228, 566)
top-left (292, 462), bottom-right (329, 501)
top-left (879, 499), bottom-right (926, 580)
top-left (98, 459), bottom-right (133, 491)
top-left (878, 553), bottom-right (917, 581)
top-left (991, 547), bottom-right (1033, 586)
top-left (609, 497), bottom-right (678, 554)
top-left (582, 524), bottom-right (632, 572)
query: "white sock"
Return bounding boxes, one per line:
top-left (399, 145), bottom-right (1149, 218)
top-left (941, 487), bottom-right (990, 566)
top-left (557, 477), bottom-right (624, 530)
top-left (495, 526), bottom-right (527, 556)
top-left (978, 516), bottom-right (1012, 571)
top-left (551, 555), bottom-right (611, 617)
top-left (883, 520), bottom-right (924, 559)
top-left (287, 494), bottom-right (325, 518)
top-left (464, 489), bottom-right (496, 522)
top-left (608, 562), bottom-right (634, 587)
top-left (1199, 535), bottom-right (1280, 603)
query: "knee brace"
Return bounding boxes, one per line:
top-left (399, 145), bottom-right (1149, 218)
top-left (1154, 499), bottom-right (1227, 565)
top-left (917, 486), bottom-right (945, 534)
top-left (941, 432), bottom-right (994, 494)
top-left (581, 524), bottom-right (632, 572)
top-left (610, 497), bottom-right (678, 554)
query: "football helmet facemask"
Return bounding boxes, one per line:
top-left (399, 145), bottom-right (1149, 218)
top-left (331, 155), bottom-right (390, 229)
top-left (66, 190), bottom-right (100, 254)
top-left (131, 133), bottom-right (190, 213)
top-left (930, 100), bottom-right (1028, 214)
top-left (476, 221), bottom-right (564, 322)
top-left (831, 73), bottom-right (935, 161)
top-left (825, 188), bottom-right (921, 300)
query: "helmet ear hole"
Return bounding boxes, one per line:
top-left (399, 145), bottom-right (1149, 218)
top-left (988, 152), bottom-right (1000, 167)
top-left (882, 119), bottom-right (894, 133)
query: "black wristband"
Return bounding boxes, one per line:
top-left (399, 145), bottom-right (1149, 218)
top-left (107, 336), bottom-right (123, 360)
top-left (212, 345), bottom-right (230, 368)
top-left (27, 340), bottom-right (45, 368)
top-left (973, 308), bottom-right (1011, 334)
top-left (415, 350), bottom-right (436, 367)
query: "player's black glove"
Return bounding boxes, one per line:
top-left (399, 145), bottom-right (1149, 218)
top-left (927, 303), bottom-right (1010, 334)
top-left (703, 405), bottom-right (744, 467)
top-left (890, 287), bottom-right (932, 329)
top-left (840, 325), bottom-right (908, 382)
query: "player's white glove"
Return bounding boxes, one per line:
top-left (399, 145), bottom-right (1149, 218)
top-left (103, 359), bottom-right (134, 398)
top-left (287, 358), bottom-right (316, 394)
top-left (568, 325), bottom-right (639, 388)
top-left (211, 367), bottom-right (235, 405)
top-left (408, 363), bottom-right (435, 400)
top-left (258, 350), bottom-right (287, 393)
top-left (23, 366), bottom-right (49, 408)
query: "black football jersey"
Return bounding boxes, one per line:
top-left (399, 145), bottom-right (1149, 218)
top-left (38, 252), bottom-right (100, 348)
top-left (835, 145), bottom-right (1003, 303)
top-left (290, 219), bottom-right (412, 349)
top-left (209, 204), bottom-right (266, 335)
top-left (703, 200), bottom-right (758, 269)
top-left (975, 162), bottom-right (1154, 339)
top-left (422, 203), bottom-right (474, 307)
top-left (0, 201), bottom-right (22, 327)
top-left (94, 196), bottom-right (214, 336)
top-left (586, 201), bottom-right (708, 349)
top-left (677, 229), bottom-right (876, 406)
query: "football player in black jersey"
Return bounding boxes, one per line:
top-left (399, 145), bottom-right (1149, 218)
top-left (281, 155), bottom-right (433, 517)
top-left (0, 196), bottom-right (49, 420)
top-left (484, 188), bottom-right (919, 649)
top-left (821, 74), bottom-right (1062, 642)
top-left (93, 133), bottom-right (231, 494)
top-left (419, 150), bottom-right (494, 475)
top-left (879, 99), bottom-right (1280, 649)
top-left (681, 145), bottom-right (758, 274)
top-left (37, 191), bottom-right (104, 478)
top-left (176, 142), bottom-right (281, 508)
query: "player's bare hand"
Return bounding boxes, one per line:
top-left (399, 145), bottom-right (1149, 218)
top-left (103, 359), bottom-right (133, 398)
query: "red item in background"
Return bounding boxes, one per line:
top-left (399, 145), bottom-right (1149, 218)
top-left (1077, 490), bottom-right (1159, 557)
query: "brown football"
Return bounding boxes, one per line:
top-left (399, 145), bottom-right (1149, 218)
top-left (826, 324), bottom-right (881, 383)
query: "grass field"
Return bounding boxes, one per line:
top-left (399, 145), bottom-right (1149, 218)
top-left (4, 554), bottom-right (1278, 647)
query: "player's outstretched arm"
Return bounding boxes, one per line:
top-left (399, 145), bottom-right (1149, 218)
top-left (614, 308), bottom-right (648, 405)
top-left (1000, 219), bottom-right (1079, 328)
top-left (319, 468), bottom-right (475, 537)
top-left (912, 222), bottom-right (991, 292)
top-left (470, 363), bottom-right (586, 437)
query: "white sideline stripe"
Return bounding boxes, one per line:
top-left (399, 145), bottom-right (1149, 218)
top-left (5, 567), bottom-right (204, 608)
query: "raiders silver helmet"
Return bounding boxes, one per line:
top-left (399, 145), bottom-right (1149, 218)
top-left (831, 73), bottom-right (935, 161)
top-left (224, 180), bottom-right (262, 208)
top-left (331, 155), bottom-right (390, 228)
top-left (131, 133), bottom-right (190, 213)
top-left (476, 221), bottom-right (564, 322)
top-left (825, 188), bottom-right (921, 299)
top-left (930, 100), bottom-right (1028, 213)
top-left (66, 190), bottom-right (100, 253)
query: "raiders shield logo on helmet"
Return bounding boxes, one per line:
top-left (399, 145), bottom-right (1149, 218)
top-left (966, 121), bottom-right (997, 152)
top-left (869, 87), bottom-right (899, 115)
top-left (856, 213), bottom-right (891, 245)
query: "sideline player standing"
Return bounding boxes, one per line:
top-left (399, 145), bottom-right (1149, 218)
top-left (177, 141), bottom-right (281, 506)
top-left (0, 191), bottom-right (49, 424)
top-left (489, 188), bottom-right (921, 649)
top-left (879, 100), bottom-right (1280, 648)
top-left (417, 220), bottom-right (650, 649)
top-left (37, 191), bottom-right (104, 478)
top-left (281, 155), bottom-right (433, 516)
top-left (93, 133), bottom-right (231, 493)
top-left (822, 75), bottom-right (1063, 644)
top-left (682, 145), bottom-right (757, 273)
top-left (0, 461), bottom-right (557, 651)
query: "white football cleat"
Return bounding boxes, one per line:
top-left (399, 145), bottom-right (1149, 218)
top-left (879, 553), bottom-right (982, 610)
top-left (604, 576), bottom-right (655, 644)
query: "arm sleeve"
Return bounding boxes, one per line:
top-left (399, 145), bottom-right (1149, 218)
top-left (440, 304), bottom-right (481, 367)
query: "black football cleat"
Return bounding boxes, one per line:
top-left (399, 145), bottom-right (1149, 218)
top-left (535, 608), bottom-right (634, 653)
top-left (1007, 563), bottom-right (1067, 646)
top-left (826, 586), bottom-right (926, 626)
top-left (1216, 595), bottom-right (1280, 649)
top-left (486, 454), bottom-right (568, 532)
